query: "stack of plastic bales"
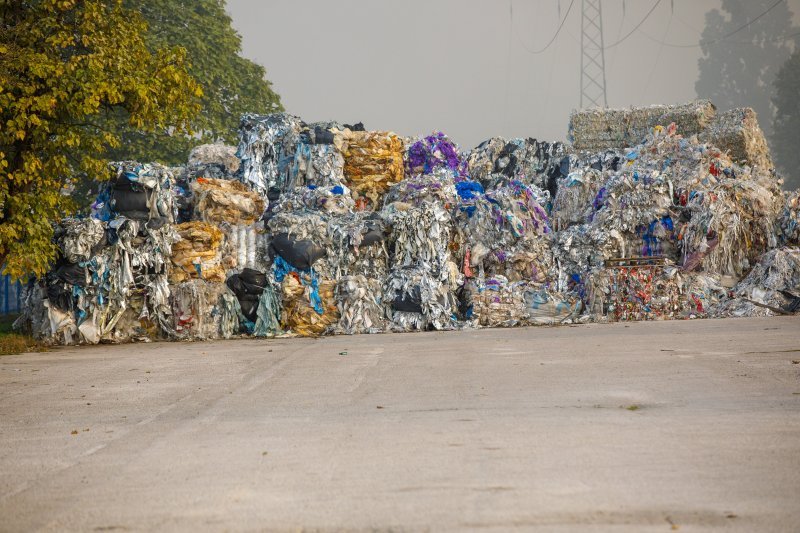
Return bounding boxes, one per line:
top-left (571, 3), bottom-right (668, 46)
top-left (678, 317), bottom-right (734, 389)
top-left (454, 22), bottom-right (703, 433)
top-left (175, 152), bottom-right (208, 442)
top-left (327, 211), bottom-right (389, 334)
top-left (377, 133), bottom-right (466, 331)
top-left (15, 99), bottom-right (798, 346)
top-left (192, 177), bottom-right (267, 272)
top-left (19, 163), bottom-right (180, 344)
top-left (552, 119), bottom-right (785, 322)
top-left (266, 194), bottom-right (339, 337)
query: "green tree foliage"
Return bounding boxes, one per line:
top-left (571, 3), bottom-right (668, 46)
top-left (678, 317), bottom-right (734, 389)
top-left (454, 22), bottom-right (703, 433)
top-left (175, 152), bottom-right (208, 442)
top-left (772, 50), bottom-right (800, 190)
top-left (696, 0), bottom-right (798, 138)
top-left (107, 0), bottom-right (283, 164)
top-left (0, 0), bottom-right (202, 279)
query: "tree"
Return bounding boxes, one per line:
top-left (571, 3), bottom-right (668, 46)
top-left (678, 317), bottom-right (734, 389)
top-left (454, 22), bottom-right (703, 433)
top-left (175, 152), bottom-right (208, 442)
top-left (0, 0), bottom-right (202, 279)
top-left (696, 0), bottom-right (798, 138)
top-left (106, 0), bottom-right (283, 164)
top-left (772, 50), bottom-right (800, 190)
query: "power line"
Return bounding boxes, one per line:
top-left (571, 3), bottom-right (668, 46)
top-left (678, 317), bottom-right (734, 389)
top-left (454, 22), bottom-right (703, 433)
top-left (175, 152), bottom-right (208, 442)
top-left (639, 28), bottom-right (800, 48)
top-left (703, 0), bottom-right (785, 45)
top-left (514, 0), bottom-right (577, 55)
top-left (601, 0), bottom-right (662, 50)
top-left (636, 0), bottom-right (798, 50)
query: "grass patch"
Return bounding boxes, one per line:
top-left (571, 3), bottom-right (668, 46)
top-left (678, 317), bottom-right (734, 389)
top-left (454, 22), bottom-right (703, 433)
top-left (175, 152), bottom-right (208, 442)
top-left (0, 314), bottom-right (42, 355)
top-left (0, 333), bottom-right (38, 355)
top-left (0, 314), bottom-right (18, 334)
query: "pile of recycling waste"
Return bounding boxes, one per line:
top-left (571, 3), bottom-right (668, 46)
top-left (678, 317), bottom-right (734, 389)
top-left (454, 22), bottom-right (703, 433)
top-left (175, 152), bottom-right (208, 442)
top-left (14, 100), bottom-right (800, 345)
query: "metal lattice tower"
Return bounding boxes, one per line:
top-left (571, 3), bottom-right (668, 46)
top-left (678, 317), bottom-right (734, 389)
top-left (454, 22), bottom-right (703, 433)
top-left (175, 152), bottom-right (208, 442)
top-left (580, 0), bottom-right (608, 108)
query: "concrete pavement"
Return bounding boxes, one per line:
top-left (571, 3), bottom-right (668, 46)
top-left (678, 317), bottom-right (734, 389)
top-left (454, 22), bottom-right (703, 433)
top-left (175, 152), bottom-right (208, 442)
top-left (1, 316), bottom-right (799, 532)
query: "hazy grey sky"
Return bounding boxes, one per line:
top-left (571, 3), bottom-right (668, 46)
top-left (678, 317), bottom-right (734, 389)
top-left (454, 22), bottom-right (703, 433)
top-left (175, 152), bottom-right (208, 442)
top-left (227, 0), bottom-right (800, 149)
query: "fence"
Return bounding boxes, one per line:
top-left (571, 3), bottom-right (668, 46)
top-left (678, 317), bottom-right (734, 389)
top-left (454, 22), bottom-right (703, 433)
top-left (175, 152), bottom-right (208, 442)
top-left (0, 275), bottom-right (23, 315)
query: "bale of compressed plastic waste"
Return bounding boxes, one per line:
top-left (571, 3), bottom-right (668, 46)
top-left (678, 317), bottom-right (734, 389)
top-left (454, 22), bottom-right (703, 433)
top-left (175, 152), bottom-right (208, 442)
top-left (678, 174), bottom-right (781, 278)
top-left (405, 131), bottom-right (467, 180)
top-left (333, 275), bottom-right (387, 334)
top-left (453, 179), bottom-right (552, 282)
top-left (170, 279), bottom-right (230, 339)
top-left (780, 191), bottom-right (800, 245)
top-left (465, 276), bottom-right (529, 327)
top-left (699, 108), bottom-right (773, 172)
top-left (523, 287), bottom-right (583, 325)
top-left (569, 100), bottom-right (716, 151)
top-left (586, 261), bottom-right (726, 321)
top-left (466, 136), bottom-right (570, 196)
top-left (100, 162), bottom-right (175, 223)
top-left (186, 143), bottom-right (240, 180)
top-left (192, 177), bottom-right (265, 224)
top-left (20, 214), bottom-right (179, 345)
top-left (292, 122), bottom-right (348, 188)
top-left (711, 247), bottom-right (800, 317)
top-left (551, 168), bottom-right (603, 231)
top-left (382, 168), bottom-right (458, 207)
top-left (272, 184), bottom-right (355, 215)
top-left (342, 130), bottom-right (404, 210)
top-left (238, 112), bottom-right (305, 195)
top-left (170, 221), bottom-right (226, 283)
top-left (384, 264), bottom-right (456, 331)
top-left (226, 268), bottom-right (268, 319)
top-left (280, 273), bottom-right (339, 337)
top-left (54, 217), bottom-right (106, 264)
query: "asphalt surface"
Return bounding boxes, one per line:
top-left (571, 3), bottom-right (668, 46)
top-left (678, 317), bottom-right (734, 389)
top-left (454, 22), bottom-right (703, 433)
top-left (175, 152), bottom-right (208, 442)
top-left (1, 316), bottom-right (799, 532)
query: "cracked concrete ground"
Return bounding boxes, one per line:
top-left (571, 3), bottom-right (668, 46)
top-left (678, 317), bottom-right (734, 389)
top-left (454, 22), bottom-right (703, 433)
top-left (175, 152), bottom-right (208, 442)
top-left (1, 316), bottom-right (799, 532)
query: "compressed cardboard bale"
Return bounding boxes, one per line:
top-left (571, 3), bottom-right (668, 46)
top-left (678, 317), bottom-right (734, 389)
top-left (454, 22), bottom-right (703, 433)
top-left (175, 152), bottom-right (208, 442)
top-left (699, 108), bottom-right (774, 172)
top-left (192, 177), bottom-right (265, 224)
top-left (170, 222), bottom-right (225, 283)
top-left (342, 130), bottom-right (404, 210)
top-left (280, 274), bottom-right (339, 337)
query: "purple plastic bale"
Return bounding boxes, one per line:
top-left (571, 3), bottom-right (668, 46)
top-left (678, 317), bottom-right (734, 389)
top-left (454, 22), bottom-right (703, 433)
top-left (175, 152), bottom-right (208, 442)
top-left (406, 132), bottom-right (468, 179)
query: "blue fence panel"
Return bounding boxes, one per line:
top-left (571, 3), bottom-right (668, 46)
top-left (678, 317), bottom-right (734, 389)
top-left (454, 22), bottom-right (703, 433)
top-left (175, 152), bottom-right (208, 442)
top-left (0, 275), bottom-right (23, 315)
